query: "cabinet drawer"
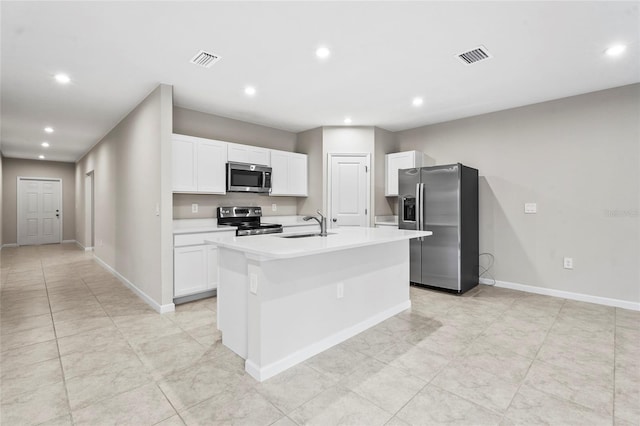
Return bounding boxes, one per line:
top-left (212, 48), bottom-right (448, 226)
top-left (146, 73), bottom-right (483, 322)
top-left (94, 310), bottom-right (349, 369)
top-left (174, 231), bottom-right (233, 247)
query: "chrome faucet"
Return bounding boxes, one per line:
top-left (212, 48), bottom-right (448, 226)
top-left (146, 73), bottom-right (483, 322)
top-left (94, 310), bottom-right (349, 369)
top-left (303, 210), bottom-right (328, 236)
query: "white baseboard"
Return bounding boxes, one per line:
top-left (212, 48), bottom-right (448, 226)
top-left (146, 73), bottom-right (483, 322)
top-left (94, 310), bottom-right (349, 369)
top-left (1, 243), bottom-right (18, 249)
top-left (93, 255), bottom-right (175, 314)
top-left (245, 300), bottom-right (411, 382)
top-left (479, 278), bottom-right (640, 311)
top-left (62, 239), bottom-right (76, 244)
top-left (74, 240), bottom-right (93, 252)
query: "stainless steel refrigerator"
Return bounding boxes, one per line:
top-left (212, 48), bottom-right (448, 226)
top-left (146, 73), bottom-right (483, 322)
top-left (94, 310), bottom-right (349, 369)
top-left (398, 163), bottom-right (479, 294)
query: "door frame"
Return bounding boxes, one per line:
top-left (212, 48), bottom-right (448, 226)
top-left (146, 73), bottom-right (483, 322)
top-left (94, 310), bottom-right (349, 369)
top-left (16, 176), bottom-right (63, 246)
top-left (84, 171), bottom-right (94, 250)
top-left (327, 153), bottom-right (372, 228)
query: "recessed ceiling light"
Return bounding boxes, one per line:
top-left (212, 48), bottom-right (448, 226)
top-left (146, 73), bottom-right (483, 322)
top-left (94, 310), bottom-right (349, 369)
top-left (316, 46), bottom-right (331, 59)
top-left (412, 97), bottom-right (424, 107)
top-left (244, 86), bottom-right (256, 96)
top-left (44, 127), bottom-right (54, 133)
top-left (605, 44), bottom-right (626, 56)
top-left (41, 142), bottom-right (50, 148)
top-left (344, 117), bottom-right (352, 125)
top-left (38, 155), bottom-right (45, 159)
top-left (54, 73), bottom-right (71, 84)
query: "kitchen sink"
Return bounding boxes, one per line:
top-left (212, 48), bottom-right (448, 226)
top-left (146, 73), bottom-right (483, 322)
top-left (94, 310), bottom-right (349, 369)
top-left (279, 232), bottom-right (335, 239)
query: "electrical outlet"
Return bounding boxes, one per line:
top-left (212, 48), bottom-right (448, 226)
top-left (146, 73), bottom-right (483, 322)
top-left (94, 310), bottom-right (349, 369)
top-left (524, 203), bottom-right (537, 214)
top-left (272, 203), bottom-right (277, 212)
top-left (337, 282), bottom-right (344, 299)
top-left (155, 203), bottom-right (160, 216)
top-left (250, 273), bottom-right (258, 294)
top-left (191, 203), bottom-right (198, 213)
top-left (97, 239), bottom-right (103, 247)
top-left (563, 257), bottom-right (573, 269)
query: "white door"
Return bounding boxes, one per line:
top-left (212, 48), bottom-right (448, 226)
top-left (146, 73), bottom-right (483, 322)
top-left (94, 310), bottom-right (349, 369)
top-left (329, 155), bottom-right (370, 228)
top-left (18, 178), bottom-right (62, 245)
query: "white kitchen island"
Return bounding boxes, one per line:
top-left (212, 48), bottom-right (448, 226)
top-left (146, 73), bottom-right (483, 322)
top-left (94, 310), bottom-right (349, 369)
top-left (210, 227), bottom-right (431, 381)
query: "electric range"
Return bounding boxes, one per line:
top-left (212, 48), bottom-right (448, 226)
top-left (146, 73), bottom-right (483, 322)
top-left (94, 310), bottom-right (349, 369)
top-left (216, 206), bottom-right (283, 236)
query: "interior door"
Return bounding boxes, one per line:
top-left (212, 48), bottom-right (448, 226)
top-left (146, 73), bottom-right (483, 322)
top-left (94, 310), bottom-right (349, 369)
top-left (329, 155), bottom-right (369, 227)
top-left (18, 179), bottom-right (62, 245)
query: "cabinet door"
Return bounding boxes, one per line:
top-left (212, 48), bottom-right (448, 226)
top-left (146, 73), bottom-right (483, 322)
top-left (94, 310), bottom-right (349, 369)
top-left (174, 246), bottom-right (208, 297)
top-left (228, 143), bottom-right (270, 166)
top-left (269, 150), bottom-right (289, 195)
top-left (386, 152), bottom-right (416, 196)
top-left (172, 136), bottom-right (198, 192)
top-left (288, 153), bottom-right (308, 196)
top-left (248, 147), bottom-right (270, 166)
top-left (197, 140), bottom-right (227, 193)
top-left (206, 245), bottom-right (218, 290)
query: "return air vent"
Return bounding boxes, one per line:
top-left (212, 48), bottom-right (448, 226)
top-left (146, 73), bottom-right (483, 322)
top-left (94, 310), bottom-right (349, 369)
top-left (456, 46), bottom-right (492, 65)
top-left (190, 50), bottom-right (221, 68)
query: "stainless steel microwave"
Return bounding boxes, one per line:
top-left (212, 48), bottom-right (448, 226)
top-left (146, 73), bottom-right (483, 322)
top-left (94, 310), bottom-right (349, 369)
top-left (226, 162), bottom-right (272, 193)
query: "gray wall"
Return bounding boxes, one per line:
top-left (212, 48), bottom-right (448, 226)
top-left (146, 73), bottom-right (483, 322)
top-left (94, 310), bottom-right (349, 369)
top-left (172, 106), bottom-right (299, 219)
top-left (397, 83), bottom-right (640, 303)
top-left (75, 84), bottom-right (174, 308)
top-left (0, 153), bottom-right (3, 247)
top-left (2, 158), bottom-right (76, 245)
top-left (296, 127), bottom-right (323, 216)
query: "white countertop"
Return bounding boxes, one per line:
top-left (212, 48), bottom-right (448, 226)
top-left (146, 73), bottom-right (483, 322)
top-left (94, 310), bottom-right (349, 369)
top-left (173, 216), bottom-right (315, 234)
top-left (208, 227), bottom-right (432, 260)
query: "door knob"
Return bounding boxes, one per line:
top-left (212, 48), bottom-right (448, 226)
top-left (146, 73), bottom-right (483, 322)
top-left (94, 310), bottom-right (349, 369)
top-left (332, 218), bottom-right (337, 222)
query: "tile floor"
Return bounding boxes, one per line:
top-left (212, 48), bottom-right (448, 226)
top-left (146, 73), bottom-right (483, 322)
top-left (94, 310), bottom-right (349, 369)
top-left (1, 244), bottom-right (638, 425)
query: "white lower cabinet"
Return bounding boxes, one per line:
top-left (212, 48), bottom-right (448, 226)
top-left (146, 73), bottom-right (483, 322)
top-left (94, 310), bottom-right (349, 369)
top-left (174, 231), bottom-right (233, 299)
top-left (174, 245), bottom-right (209, 297)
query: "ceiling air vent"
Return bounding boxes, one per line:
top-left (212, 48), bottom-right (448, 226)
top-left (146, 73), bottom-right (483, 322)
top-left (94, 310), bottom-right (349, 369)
top-left (456, 46), bottom-right (492, 65)
top-left (190, 50), bottom-right (221, 68)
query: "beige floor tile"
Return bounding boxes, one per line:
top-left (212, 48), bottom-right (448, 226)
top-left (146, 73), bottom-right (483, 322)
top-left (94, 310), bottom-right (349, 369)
top-left (396, 384), bottom-right (503, 425)
top-left (431, 363), bottom-right (521, 413)
top-left (614, 366), bottom-right (640, 424)
top-left (415, 324), bottom-right (479, 357)
top-left (158, 358), bottom-right (254, 411)
top-left (155, 415), bottom-right (187, 426)
top-left (56, 326), bottom-right (127, 356)
top-left (0, 381), bottom-right (69, 426)
top-left (65, 356), bottom-right (153, 410)
top-left (186, 324), bottom-right (222, 347)
top-left (60, 339), bottom-right (139, 379)
top-left (0, 357), bottom-right (64, 401)
top-left (504, 384), bottom-right (612, 425)
top-left (341, 327), bottom-right (403, 358)
top-left (132, 331), bottom-right (207, 378)
top-left (255, 364), bottom-right (335, 414)
top-left (180, 388), bottom-right (282, 426)
top-left (0, 339), bottom-right (59, 369)
top-left (457, 338), bottom-right (533, 383)
top-left (54, 316), bottom-right (116, 338)
top-left (306, 344), bottom-right (370, 382)
top-left (616, 308), bottom-right (640, 329)
top-left (1, 323), bottom-right (56, 351)
top-left (37, 414), bottom-right (74, 425)
top-left (51, 305), bottom-right (109, 323)
top-left (165, 309), bottom-right (216, 331)
top-left (525, 359), bottom-right (614, 416)
top-left (374, 341), bottom-right (450, 382)
top-left (0, 312), bottom-right (53, 336)
top-left (340, 358), bottom-right (426, 414)
top-left (288, 385), bottom-right (393, 426)
top-left (71, 383), bottom-right (176, 426)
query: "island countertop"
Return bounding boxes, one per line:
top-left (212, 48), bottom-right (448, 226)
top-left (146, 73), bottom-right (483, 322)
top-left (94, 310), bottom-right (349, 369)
top-left (207, 227), bottom-right (431, 260)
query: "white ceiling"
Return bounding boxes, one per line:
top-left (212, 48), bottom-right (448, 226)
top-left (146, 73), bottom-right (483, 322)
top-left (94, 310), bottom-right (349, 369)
top-left (1, 1), bottom-right (638, 162)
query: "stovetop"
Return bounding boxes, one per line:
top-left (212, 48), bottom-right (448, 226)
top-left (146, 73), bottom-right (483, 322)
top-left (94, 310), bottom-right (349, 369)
top-left (217, 206), bottom-right (283, 236)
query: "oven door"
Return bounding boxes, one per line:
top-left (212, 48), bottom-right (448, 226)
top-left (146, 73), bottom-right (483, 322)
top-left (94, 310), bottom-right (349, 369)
top-left (227, 162), bottom-right (272, 193)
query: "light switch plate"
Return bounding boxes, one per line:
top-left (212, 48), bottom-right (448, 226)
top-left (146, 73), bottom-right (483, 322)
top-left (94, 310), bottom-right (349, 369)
top-left (563, 257), bottom-right (573, 269)
top-left (524, 203), bottom-right (537, 214)
top-left (272, 203), bottom-right (277, 212)
top-left (192, 203), bottom-right (198, 213)
top-left (249, 273), bottom-right (258, 294)
top-left (337, 282), bottom-right (344, 299)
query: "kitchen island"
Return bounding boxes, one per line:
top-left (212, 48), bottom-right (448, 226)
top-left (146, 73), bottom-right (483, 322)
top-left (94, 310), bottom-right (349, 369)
top-left (210, 227), bottom-right (432, 381)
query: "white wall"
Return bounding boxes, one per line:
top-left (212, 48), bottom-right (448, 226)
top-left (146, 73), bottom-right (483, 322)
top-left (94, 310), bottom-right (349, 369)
top-left (374, 127), bottom-right (398, 216)
top-left (0, 153), bottom-right (3, 247)
top-left (397, 83), bottom-right (640, 304)
top-left (75, 84), bottom-right (174, 311)
top-left (296, 127), bottom-right (323, 216)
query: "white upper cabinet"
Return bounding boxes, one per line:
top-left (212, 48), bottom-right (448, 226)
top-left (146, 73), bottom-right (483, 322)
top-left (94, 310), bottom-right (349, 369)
top-left (172, 134), bottom-right (227, 194)
top-left (227, 143), bottom-right (270, 166)
top-left (385, 151), bottom-right (433, 196)
top-left (172, 135), bottom-right (198, 192)
top-left (270, 149), bottom-right (308, 197)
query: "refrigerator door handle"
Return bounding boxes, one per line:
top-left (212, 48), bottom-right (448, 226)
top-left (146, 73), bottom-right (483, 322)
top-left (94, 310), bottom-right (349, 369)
top-left (415, 183), bottom-right (421, 231)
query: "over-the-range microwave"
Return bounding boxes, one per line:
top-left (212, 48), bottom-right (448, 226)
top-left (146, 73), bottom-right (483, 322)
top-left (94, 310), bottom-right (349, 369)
top-left (226, 162), bottom-right (272, 193)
